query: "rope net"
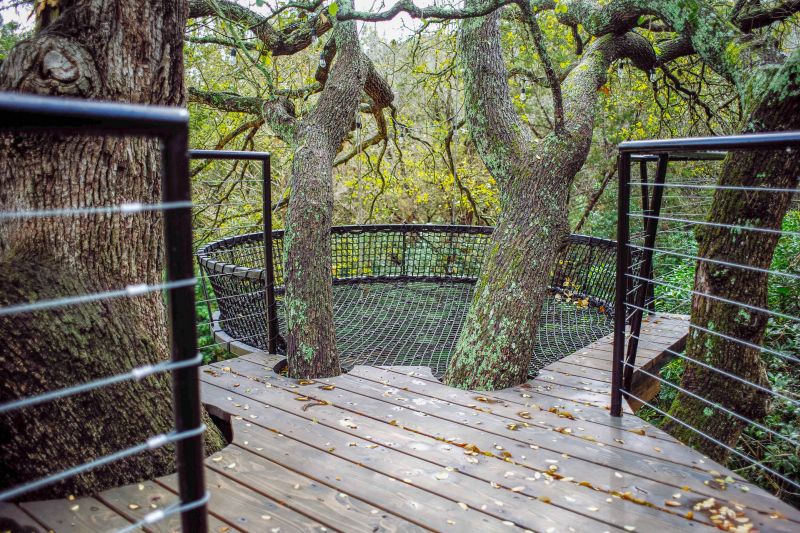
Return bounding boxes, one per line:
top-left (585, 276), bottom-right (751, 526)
top-left (197, 225), bottom-right (621, 377)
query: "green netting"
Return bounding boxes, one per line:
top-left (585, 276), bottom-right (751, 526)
top-left (197, 225), bottom-right (618, 377)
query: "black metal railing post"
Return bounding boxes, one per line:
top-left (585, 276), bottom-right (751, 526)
top-left (611, 152), bottom-right (631, 417)
top-left (163, 131), bottom-right (208, 533)
top-left (623, 154), bottom-right (668, 390)
top-left (188, 150), bottom-right (279, 354)
top-left (614, 132), bottom-right (799, 419)
top-left (638, 159), bottom-right (657, 313)
top-left (262, 155), bottom-right (279, 354)
top-left (0, 92), bottom-right (209, 530)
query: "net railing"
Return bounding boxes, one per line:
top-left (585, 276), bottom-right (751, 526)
top-left (0, 93), bottom-right (208, 531)
top-left (196, 224), bottom-right (624, 376)
top-left (613, 132), bottom-right (800, 503)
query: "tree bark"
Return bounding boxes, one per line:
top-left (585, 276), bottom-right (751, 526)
top-left (0, 0), bottom-right (224, 499)
top-left (283, 1), bottom-right (366, 378)
top-left (664, 51), bottom-right (800, 460)
top-left (186, 0), bottom-right (394, 378)
top-left (445, 7), bottom-right (654, 390)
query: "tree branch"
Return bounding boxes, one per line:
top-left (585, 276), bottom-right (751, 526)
top-left (337, 0), bottom-right (516, 21)
top-left (186, 35), bottom-right (259, 50)
top-left (188, 87), bottom-right (298, 141)
top-left (188, 0), bottom-right (332, 56)
top-left (519, 2), bottom-right (564, 134)
top-left (735, 0), bottom-right (800, 32)
top-left (444, 119), bottom-right (489, 225)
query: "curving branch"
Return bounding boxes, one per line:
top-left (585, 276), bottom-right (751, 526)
top-left (186, 36), bottom-right (259, 50)
top-left (444, 119), bottom-right (489, 225)
top-left (735, 0), bottom-right (800, 31)
top-left (518, 1), bottom-right (564, 134)
top-left (336, 0), bottom-right (516, 22)
top-left (334, 129), bottom-right (386, 166)
top-left (188, 87), bottom-right (298, 141)
top-left (188, 0), bottom-right (332, 56)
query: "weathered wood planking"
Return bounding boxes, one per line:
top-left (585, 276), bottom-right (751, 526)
top-left (8, 314), bottom-right (799, 532)
top-left (530, 314), bottom-right (690, 412)
top-left (200, 354), bottom-right (798, 532)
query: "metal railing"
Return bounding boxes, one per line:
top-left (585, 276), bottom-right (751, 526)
top-left (0, 93), bottom-right (208, 531)
top-left (612, 131), bottom-right (800, 497)
top-left (189, 150), bottom-right (280, 355)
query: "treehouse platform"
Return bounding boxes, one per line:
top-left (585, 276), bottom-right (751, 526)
top-left (4, 313), bottom-right (799, 533)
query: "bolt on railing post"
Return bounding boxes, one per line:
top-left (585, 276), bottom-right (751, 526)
top-left (163, 131), bottom-right (207, 532)
top-left (262, 155), bottom-right (280, 354)
top-left (611, 152), bottom-right (631, 417)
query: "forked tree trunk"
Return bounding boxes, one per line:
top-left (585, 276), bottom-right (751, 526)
top-left (0, 0), bottom-right (224, 498)
top-left (284, 4), bottom-right (366, 378)
top-left (445, 9), bottom-right (654, 390)
top-left (665, 67), bottom-right (800, 459)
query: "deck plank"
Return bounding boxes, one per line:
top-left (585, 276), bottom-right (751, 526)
top-left (199, 448), bottom-right (419, 533)
top-left (319, 371), bottom-right (794, 522)
top-left (200, 373), bottom-right (604, 532)
top-left (0, 502), bottom-right (44, 531)
top-left (206, 358), bottom-right (754, 532)
top-left (158, 469), bottom-right (328, 533)
top-left (21, 496), bottom-right (134, 532)
top-left (220, 355), bottom-right (800, 531)
top-left (374, 365), bottom-right (650, 428)
top-left (15, 312), bottom-right (798, 533)
top-left (96, 480), bottom-right (239, 533)
top-left (346, 366), bottom-right (719, 475)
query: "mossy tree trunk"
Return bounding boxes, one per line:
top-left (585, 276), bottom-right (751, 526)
top-left (186, 0), bottom-right (393, 379)
top-left (445, 8), bottom-right (655, 390)
top-left (283, 2), bottom-right (367, 378)
top-left (0, 0), bottom-right (224, 499)
top-left (664, 51), bottom-right (800, 460)
top-left (441, 0), bottom-right (800, 397)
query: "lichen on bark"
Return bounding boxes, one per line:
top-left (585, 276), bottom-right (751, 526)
top-left (445, 4), bottom-right (655, 390)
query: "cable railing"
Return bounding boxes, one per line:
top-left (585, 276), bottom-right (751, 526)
top-left (0, 93), bottom-right (208, 531)
top-left (612, 131), bottom-right (800, 500)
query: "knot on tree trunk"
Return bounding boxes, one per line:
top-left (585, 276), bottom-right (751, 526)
top-left (0, 37), bottom-right (97, 97)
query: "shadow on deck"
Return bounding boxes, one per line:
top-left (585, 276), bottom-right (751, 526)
top-left (4, 313), bottom-right (798, 532)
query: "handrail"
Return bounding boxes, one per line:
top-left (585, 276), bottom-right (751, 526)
top-left (0, 92), bottom-right (207, 532)
top-left (189, 150), bottom-right (279, 355)
top-left (611, 130), bottom-right (800, 494)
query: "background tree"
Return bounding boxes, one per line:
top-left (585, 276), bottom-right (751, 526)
top-left (0, 0), bottom-right (225, 498)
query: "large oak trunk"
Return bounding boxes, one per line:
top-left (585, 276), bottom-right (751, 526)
top-left (445, 8), bottom-right (652, 390)
top-left (664, 80), bottom-right (800, 460)
top-left (445, 176), bottom-right (572, 389)
top-left (284, 7), bottom-right (366, 378)
top-left (0, 0), bottom-right (224, 498)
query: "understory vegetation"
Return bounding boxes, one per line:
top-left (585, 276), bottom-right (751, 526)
top-left (639, 212), bottom-right (800, 505)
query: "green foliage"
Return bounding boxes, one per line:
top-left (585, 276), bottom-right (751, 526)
top-left (194, 280), bottom-right (232, 364)
top-left (0, 16), bottom-right (26, 61)
top-left (184, 2), bottom-right (799, 499)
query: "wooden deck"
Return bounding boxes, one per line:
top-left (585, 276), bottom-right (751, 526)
top-left (5, 314), bottom-right (799, 532)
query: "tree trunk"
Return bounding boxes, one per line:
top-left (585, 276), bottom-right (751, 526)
top-left (444, 165), bottom-right (574, 389)
top-left (0, 0), bottom-right (224, 499)
top-left (664, 57), bottom-right (800, 460)
top-left (445, 8), bottom-right (654, 390)
top-left (284, 3), bottom-right (366, 378)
